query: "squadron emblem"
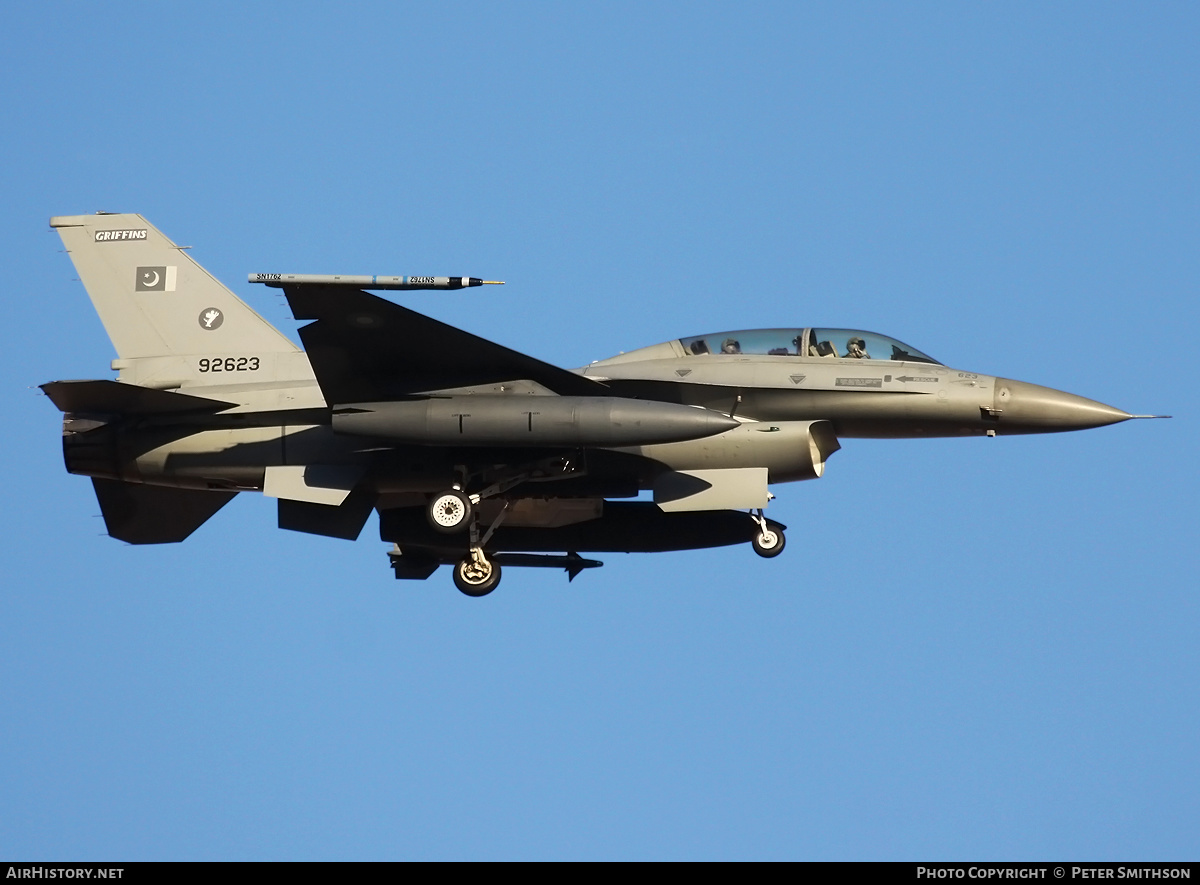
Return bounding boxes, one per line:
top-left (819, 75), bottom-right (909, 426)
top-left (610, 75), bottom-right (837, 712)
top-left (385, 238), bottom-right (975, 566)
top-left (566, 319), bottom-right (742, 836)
top-left (198, 308), bottom-right (224, 330)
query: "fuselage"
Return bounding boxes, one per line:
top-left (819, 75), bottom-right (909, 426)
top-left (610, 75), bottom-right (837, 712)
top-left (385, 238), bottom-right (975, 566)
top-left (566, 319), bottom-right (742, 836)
top-left (581, 326), bottom-right (1132, 438)
top-left (57, 325), bottom-right (1135, 501)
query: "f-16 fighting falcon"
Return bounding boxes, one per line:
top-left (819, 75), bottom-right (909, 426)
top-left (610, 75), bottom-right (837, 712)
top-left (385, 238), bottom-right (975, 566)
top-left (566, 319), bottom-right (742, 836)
top-left (42, 214), bottom-right (1166, 596)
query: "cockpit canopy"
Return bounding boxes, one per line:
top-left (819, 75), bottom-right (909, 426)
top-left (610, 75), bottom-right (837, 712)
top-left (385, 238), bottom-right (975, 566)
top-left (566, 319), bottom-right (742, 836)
top-left (679, 328), bottom-right (941, 365)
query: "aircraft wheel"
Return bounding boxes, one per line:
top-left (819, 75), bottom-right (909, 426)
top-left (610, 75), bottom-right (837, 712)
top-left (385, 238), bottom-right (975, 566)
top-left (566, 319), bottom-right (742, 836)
top-left (453, 557), bottom-right (501, 597)
top-left (428, 490), bottom-right (473, 534)
top-left (752, 527), bottom-right (786, 558)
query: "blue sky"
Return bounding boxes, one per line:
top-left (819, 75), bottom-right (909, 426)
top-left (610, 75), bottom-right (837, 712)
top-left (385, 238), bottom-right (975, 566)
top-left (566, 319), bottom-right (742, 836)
top-left (1, 2), bottom-right (1195, 860)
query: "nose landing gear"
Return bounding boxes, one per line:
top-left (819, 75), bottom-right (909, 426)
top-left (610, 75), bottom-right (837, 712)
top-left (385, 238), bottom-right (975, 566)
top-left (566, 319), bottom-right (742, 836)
top-left (750, 508), bottom-right (786, 558)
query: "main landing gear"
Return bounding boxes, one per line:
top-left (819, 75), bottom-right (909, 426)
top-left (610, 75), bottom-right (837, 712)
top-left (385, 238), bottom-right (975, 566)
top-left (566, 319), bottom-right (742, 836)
top-left (427, 486), bottom-right (513, 597)
top-left (453, 550), bottom-right (502, 596)
top-left (426, 472), bottom-right (532, 535)
top-left (750, 508), bottom-right (786, 558)
top-left (427, 490), bottom-right (473, 533)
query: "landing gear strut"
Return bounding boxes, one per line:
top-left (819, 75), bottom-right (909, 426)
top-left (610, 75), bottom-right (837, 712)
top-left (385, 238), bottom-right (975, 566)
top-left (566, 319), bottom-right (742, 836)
top-left (450, 499), bottom-right (511, 597)
top-left (750, 508), bottom-right (786, 558)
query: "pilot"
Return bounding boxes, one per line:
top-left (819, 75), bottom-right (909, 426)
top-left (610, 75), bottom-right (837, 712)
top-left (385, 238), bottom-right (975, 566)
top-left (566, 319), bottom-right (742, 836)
top-left (721, 338), bottom-right (742, 354)
top-left (845, 336), bottom-right (869, 359)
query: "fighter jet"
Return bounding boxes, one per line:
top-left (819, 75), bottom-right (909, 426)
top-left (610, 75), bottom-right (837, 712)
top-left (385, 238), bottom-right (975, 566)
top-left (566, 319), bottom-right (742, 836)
top-left (42, 213), bottom-right (1164, 596)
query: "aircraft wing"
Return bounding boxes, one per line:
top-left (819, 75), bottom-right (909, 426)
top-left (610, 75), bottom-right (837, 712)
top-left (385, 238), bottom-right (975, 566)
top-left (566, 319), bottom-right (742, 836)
top-left (282, 285), bottom-right (606, 404)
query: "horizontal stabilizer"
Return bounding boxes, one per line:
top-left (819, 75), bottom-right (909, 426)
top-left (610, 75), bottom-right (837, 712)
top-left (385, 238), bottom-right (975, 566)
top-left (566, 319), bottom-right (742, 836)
top-left (42, 380), bottom-right (236, 415)
top-left (282, 285), bottom-right (606, 402)
top-left (92, 478), bottom-right (236, 544)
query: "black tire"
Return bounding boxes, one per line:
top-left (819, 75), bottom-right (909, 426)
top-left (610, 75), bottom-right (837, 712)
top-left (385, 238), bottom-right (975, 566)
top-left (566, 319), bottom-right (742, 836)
top-left (453, 558), bottom-right (501, 597)
top-left (427, 490), bottom-right (473, 534)
top-left (751, 526), bottom-right (786, 558)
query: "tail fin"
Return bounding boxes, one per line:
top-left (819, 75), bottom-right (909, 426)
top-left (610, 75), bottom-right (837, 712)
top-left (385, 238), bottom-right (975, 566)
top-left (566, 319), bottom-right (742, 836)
top-left (51, 213), bottom-right (315, 396)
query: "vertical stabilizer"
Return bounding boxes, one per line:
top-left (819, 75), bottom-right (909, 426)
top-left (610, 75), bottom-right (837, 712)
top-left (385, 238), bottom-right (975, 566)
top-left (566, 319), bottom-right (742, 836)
top-left (51, 214), bottom-right (317, 400)
top-left (52, 213), bottom-right (299, 360)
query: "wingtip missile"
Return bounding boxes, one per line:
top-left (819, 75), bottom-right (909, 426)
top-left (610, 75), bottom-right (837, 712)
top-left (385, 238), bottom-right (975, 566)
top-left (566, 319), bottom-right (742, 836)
top-left (248, 273), bottom-right (503, 290)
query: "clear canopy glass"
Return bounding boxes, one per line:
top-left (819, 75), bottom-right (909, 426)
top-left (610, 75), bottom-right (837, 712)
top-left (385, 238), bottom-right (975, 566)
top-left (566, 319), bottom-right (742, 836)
top-left (678, 328), bottom-right (940, 364)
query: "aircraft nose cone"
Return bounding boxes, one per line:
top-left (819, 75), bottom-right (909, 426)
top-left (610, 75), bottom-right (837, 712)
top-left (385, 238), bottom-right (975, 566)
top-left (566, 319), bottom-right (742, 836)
top-left (994, 378), bottom-right (1132, 433)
